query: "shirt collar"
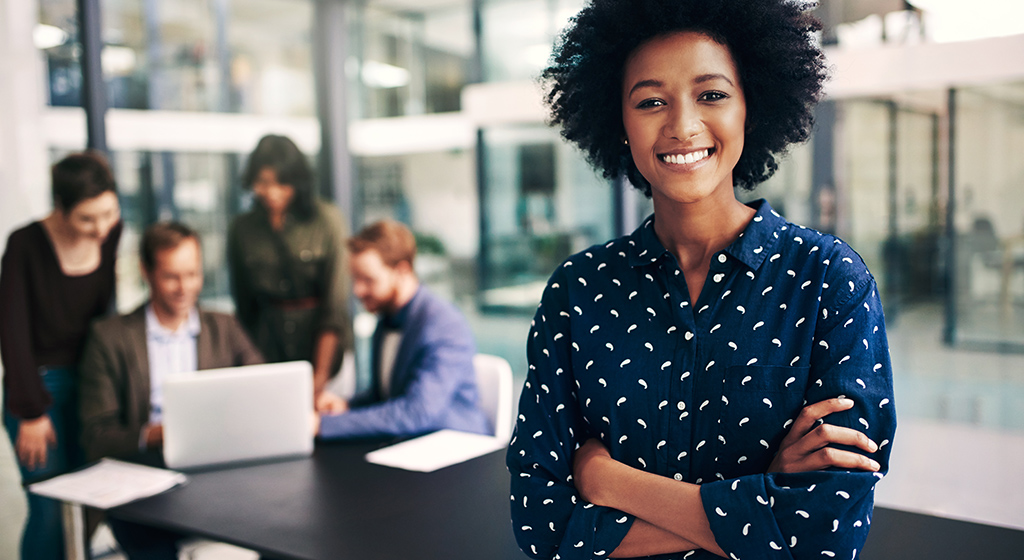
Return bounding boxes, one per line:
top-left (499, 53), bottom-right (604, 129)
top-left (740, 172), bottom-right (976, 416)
top-left (145, 304), bottom-right (201, 340)
top-left (628, 199), bottom-right (785, 271)
top-left (379, 286), bottom-right (421, 329)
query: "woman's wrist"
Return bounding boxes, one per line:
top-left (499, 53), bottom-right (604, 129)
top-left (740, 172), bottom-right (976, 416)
top-left (575, 443), bottom-right (631, 508)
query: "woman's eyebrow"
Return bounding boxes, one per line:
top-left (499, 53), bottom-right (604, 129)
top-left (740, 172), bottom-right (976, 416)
top-left (628, 73), bottom-right (736, 96)
top-left (694, 73), bottom-right (736, 87)
top-left (627, 79), bottom-right (663, 97)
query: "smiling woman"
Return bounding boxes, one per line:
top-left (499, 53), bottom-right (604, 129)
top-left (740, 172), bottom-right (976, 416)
top-left (507, 1), bottom-right (897, 560)
top-left (1, 151), bottom-right (122, 560)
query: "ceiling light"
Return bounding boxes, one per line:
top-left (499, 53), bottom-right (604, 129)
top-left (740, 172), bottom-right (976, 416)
top-left (361, 60), bottom-right (411, 89)
top-left (33, 24), bottom-right (68, 50)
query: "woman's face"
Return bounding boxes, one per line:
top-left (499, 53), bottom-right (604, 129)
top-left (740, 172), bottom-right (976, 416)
top-left (621, 31), bottom-right (746, 206)
top-left (61, 191), bottom-right (120, 241)
top-left (252, 166), bottom-right (296, 216)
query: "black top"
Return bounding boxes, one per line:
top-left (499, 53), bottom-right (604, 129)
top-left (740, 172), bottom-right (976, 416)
top-left (0, 220), bottom-right (122, 419)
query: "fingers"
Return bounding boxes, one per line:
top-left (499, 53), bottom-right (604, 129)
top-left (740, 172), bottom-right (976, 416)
top-left (18, 441), bottom-right (47, 471)
top-left (311, 412), bottom-right (322, 436)
top-left (771, 423), bottom-right (881, 473)
top-left (798, 447), bottom-right (881, 472)
top-left (812, 423), bottom-right (878, 454)
top-left (791, 398), bottom-right (855, 436)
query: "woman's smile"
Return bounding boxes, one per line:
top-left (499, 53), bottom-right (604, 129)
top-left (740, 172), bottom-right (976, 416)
top-left (658, 147), bottom-right (714, 167)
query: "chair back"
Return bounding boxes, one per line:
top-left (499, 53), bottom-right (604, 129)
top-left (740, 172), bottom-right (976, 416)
top-left (473, 354), bottom-right (514, 441)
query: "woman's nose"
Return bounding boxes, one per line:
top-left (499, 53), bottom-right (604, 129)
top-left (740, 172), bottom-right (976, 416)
top-left (665, 102), bottom-right (704, 140)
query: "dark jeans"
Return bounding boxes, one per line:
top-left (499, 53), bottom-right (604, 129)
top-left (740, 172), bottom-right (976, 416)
top-left (3, 366), bottom-right (84, 560)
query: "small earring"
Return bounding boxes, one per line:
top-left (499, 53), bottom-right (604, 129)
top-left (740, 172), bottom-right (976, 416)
top-left (623, 138), bottom-right (629, 146)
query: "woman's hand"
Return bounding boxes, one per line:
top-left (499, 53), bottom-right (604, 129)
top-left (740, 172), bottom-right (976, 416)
top-left (16, 416), bottom-right (57, 470)
top-left (573, 438), bottom-right (619, 506)
top-left (768, 397), bottom-right (880, 473)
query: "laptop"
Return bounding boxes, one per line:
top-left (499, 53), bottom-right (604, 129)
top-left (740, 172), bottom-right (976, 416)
top-left (162, 361), bottom-right (315, 470)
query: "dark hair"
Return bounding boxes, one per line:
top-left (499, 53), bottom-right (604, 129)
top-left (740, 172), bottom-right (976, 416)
top-left (141, 222), bottom-right (200, 271)
top-left (51, 151), bottom-right (117, 211)
top-left (543, 0), bottom-right (827, 195)
top-left (241, 134), bottom-right (316, 220)
top-left (348, 220), bottom-right (417, 269)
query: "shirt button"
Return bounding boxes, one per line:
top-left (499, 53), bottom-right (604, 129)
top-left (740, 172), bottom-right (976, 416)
top-left (676, 401), bottom-right (686, 411)
top-left (718, 254), bottom-right (727, 263)
top-left (684, 331), bottom-right (694, 341)
top-left (674, 473), bottom-right (683, 481)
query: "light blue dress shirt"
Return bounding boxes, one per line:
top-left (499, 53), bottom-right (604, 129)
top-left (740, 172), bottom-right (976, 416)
top-left (144, 305), bottom-right (200, 426)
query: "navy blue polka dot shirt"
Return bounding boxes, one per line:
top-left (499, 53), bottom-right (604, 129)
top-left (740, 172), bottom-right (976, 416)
top-left (507, 200), bottom-right (896, 560)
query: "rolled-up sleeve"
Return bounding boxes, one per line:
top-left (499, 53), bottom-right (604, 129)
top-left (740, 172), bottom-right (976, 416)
top-left (507, 269), bottom-right (634, 560)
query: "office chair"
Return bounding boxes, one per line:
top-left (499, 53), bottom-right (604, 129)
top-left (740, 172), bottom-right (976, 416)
top-left (473, 354), bottom-right (514, 442)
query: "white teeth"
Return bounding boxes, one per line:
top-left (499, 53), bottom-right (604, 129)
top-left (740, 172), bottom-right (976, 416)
top-left (663, 149), bottom-right (709, 165)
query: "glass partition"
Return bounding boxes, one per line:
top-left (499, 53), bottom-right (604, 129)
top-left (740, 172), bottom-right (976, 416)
top-left (349, 3), bottom-right (472, 119)
top-left (839, 100), bottom-right (891, 286)
top-left (479, 0), bottom-right (585, 82)
top-left (38, 0), bottom-right (82, 107)
top-left (952, 83), bottom-right (1024, 348)
top-left (40, 0), bottom-right (316, 114)
top-left (478, 124), bottom-right (614, 311)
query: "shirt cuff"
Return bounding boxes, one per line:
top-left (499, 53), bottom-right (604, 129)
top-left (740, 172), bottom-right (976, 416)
top-left (559, 503), bottom-right (634, 560)
top-left (700, 475), bottom-right (790, 560)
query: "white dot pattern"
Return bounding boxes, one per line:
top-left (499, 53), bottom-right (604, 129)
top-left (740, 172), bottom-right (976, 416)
top-left (507, 200), bottom-right (897, 560)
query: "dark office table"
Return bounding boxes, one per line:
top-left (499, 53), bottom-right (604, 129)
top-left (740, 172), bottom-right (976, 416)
top-left (109, 441), bottom-right (524, 560)
top-left (107, 440), bottom-right (1024, 560)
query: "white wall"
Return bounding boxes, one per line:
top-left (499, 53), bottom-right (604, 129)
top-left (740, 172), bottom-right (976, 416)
top-left (0, 0), bottom-right (51, 243)
top-left (0, 0), bottom-right (46, 553)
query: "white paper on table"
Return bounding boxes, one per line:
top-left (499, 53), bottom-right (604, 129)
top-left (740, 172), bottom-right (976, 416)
top-left (28, 458), bottom-right (187, 509)
top-left (365, 429), bottom-right (507, 472)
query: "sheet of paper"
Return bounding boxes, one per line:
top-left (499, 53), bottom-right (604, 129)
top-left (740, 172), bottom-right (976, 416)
top-left (28, 458), bottom-right (187, 509)
top-left (365, 429), bottom-right (507, 472)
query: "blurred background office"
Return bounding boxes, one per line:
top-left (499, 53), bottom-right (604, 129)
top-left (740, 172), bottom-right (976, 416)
top-left (1, 0), bottom-right (1023, 557)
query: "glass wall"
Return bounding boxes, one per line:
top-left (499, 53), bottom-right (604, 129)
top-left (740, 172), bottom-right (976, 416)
top-left (952, 82), bottom-right (1024, 348)
top-left (348, 3), bottom-right (472, 119)
top-left (38, 0), bottom-right (319, 313)
top-left (40, 0), bottom-right (316, 114)
top-left (478, 124), bottom-right (614, 311)
top-left (479, 0), bottom-right (584, 82)
top-left (834, 95), bottom-right (943, 319)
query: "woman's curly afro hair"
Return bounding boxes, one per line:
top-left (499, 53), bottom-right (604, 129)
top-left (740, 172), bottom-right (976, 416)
top-left (543, 0), bottom-right (828, 196)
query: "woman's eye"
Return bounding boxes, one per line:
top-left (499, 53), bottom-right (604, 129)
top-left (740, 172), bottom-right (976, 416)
top-left (700, 91), bottom-right (728, 102)
top-left (636, 98), bottom-right (665, 109)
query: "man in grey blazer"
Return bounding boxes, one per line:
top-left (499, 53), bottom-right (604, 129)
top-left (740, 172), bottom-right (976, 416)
top-left (78, 222), bottom-right (262, 559)
top-left (79, 222), bottom-right (263, 464)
